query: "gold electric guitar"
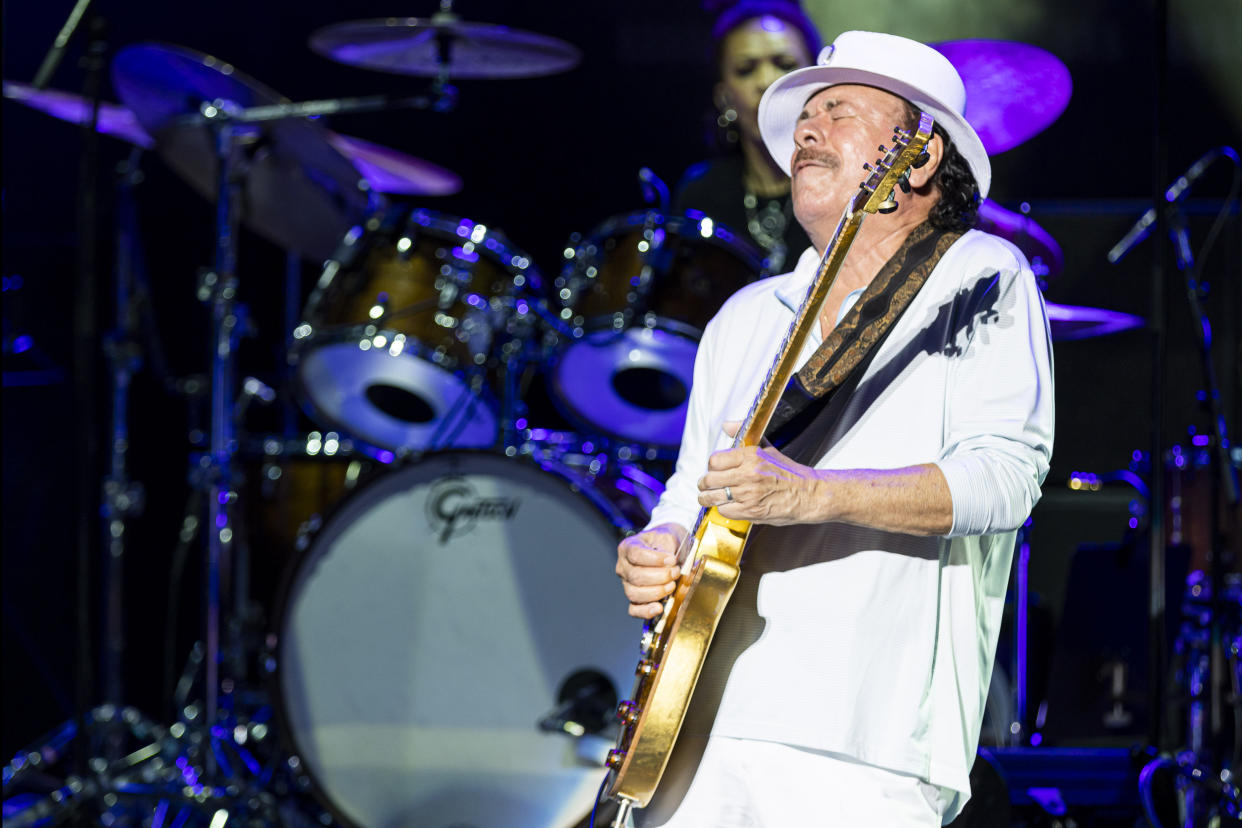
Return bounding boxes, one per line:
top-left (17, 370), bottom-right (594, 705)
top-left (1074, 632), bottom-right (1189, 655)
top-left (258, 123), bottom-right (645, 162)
top-left (604, 112), bottom-right (935, 822)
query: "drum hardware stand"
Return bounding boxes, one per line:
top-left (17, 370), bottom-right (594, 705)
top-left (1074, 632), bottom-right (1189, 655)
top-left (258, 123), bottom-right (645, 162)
top-left (1128, 144), bottom-right (1241, 826)
top-left (100, 147), bottom-right (152, 722)
top-left (282, 251), bottom-right (303, 440)
top-left (1006, 519), bottom-right (1032, 745)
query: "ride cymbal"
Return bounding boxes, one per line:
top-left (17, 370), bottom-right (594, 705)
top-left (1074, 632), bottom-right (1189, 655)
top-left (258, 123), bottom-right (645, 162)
top-left (976, 199), bottom-right (1064, 281)
top-left (112, 43), bottom-right (373, 259)
top-left (932, 40), bottom-right (1072, 155)
top-left (1046, 301), bottom-right (1143, 341)
top-left (310, 17), bottom-right (582, 79)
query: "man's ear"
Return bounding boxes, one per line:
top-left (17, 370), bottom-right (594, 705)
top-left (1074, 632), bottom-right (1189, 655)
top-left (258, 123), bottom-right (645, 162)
top-left (908, 131), bottom-right (944, 191)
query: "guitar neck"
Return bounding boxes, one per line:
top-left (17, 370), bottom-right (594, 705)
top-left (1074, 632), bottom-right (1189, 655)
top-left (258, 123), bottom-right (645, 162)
top-left (734, 202), bottom-right (865, 449)
top-left (677, 203), bottom-right (866, 561)
top-left (678, 113), bottom-right (932, 561)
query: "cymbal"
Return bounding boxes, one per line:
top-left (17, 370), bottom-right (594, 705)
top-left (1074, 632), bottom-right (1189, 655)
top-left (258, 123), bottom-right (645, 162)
top-left (932, 40), bottom-right (1072, 155)
top-left (4, 79), bottom-right (460, 198)
top-left (1046, 302), bottom-right (1143, 341)
top-left (976, 199), bottom-right (1063, 280)
top-left (325, 132), bottom-right (461, 196)
top-left (112, 43), bottom-right (372, 260)
top-left (3, 80), bottom-right (154, 147)
top-left (309, 17), bottom-right (582, 79)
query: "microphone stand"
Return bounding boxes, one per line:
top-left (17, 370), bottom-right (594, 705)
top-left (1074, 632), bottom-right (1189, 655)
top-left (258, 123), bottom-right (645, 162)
top-left (1168, 205), bottom-right (1240, 824)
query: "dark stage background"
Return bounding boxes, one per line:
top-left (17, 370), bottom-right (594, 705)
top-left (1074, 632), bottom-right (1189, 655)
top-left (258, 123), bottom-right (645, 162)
top-left (3, 0), bottom-right (1240, 782)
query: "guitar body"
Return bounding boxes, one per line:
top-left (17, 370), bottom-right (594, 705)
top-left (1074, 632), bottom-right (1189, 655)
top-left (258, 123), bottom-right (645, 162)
top-left (605, 510), bottom-right (750, 806)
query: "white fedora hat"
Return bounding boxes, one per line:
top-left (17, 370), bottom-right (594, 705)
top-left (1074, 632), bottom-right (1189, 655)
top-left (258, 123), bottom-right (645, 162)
top-left (758, 30), bottom-right (991, 199)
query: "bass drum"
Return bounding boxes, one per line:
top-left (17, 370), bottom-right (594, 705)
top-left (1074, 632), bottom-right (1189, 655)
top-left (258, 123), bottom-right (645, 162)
top-left (272, 450), bottom-right (651, 828)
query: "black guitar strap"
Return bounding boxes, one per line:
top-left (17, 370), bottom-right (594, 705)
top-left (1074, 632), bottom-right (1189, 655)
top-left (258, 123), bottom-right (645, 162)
top-left (764, 222), bottom-right (962, 454)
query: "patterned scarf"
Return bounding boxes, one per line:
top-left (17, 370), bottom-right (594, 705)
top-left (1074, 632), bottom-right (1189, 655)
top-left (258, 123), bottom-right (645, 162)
top-left (764, 221), bottom-right (963, 451)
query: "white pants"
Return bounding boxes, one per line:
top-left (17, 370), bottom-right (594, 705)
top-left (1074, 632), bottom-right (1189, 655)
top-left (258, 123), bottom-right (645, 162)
top-left (640, 736), bottom-right (948, 828)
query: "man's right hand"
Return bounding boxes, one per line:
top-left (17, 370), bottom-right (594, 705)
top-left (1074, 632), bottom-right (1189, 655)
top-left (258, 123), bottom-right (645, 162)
top-left (615, 522), bottom-right (688, 619)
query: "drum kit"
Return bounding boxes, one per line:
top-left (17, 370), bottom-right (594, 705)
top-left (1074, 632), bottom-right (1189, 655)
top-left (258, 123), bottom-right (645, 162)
top-left (7, 14), bottom-right (1225, 828)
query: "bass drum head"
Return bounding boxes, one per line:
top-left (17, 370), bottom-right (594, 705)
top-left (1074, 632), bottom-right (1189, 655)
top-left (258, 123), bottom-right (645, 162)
top-left (274, 451), bottom-right (643, 828)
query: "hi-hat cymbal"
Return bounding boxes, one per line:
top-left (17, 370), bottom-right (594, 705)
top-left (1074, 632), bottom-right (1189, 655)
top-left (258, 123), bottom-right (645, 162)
top-left (112, 42), bottom-right (373, 259)
top-left (3, 80), bottom-right (154, 147)
top-left (976, 199), bottom-right (1063, 281)
top-left (1045, 302), bottom-right (1143, 341)
top-left (310, 17), bottom-right (582, 79)
top-left (932, 40), bottom-right (1072, 155)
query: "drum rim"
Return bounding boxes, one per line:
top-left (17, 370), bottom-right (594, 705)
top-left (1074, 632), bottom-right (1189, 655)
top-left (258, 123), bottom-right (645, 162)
top-left (544, 319), bottom-right (700, 458)
top-left (288, 325), bottom-right (504, 460)
top-left (263, 447), bottom-right (640, 827)
top-left (578, 208), bottom-right (768, 273)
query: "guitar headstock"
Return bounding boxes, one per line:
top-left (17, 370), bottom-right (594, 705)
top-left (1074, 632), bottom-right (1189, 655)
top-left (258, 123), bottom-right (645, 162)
top-left (853, 111), bottom-right (934, 216)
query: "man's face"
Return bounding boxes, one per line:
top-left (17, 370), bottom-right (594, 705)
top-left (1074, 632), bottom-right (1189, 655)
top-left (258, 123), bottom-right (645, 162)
top-left (790, 84), bottom-right (909, 229)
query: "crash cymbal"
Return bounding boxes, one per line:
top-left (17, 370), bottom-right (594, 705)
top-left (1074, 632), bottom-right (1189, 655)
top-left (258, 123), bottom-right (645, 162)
top-left (325, 132), bottom-right (461, 196)
top-left (111, 43), bottom-right (372, 260)
top-left (976, 199), bottom-right (1063, 281)
top-left (3, 79), bottom-right (457, 197)
top-left (3, 80), bottom-right (154, 147)
top-left (309, 17), bottom-right (582, 79)
top-left (1046, 302), bottom-right (1143, 341)
top-left (932, 40), bottom-right (1072, 155)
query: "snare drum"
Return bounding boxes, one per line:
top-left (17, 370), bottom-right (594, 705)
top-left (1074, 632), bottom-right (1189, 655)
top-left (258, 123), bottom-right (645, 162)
top-left (271, 450), bottom-right (654, 828)
top-left (292, 209), bottom-right (542, 456)
top-left (548, 210), bottom-right (766, 451)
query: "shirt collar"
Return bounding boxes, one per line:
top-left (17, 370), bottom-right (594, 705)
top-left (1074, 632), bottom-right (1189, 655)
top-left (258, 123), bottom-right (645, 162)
top-left (773, 245), bottom-right (865, 329)
top-left (774, 246), bottom-right (824, 311)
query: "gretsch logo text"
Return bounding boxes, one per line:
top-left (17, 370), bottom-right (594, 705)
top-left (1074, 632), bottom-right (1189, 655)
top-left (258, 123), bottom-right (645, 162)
top-left (426, 477), bottom-right (520, 543)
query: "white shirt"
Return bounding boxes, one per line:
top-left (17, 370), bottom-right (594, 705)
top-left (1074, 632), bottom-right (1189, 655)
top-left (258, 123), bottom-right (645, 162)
top-left (646, 230), bottom-right (1055, 818)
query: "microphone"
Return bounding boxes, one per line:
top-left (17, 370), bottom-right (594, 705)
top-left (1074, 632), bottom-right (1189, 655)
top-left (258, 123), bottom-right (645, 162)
top-left (638, 167), bottom-right (670, 212)
top-left (1107, 147), bottom-right (1233, 264)
top-left (537, 669), bottom-right (617, 737)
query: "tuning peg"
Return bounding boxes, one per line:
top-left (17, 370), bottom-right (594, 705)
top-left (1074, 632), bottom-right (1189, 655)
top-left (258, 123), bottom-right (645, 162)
top-left (877, 189), bottom-right (898, 213)
top-left (912, 150), bottom-right (931, 169)
top-left (878, 144), bottom-right (888, 154)
top-left (897, 169), bottom-right (912, 194)
top-left (862, 162), bottom-right (873, 171)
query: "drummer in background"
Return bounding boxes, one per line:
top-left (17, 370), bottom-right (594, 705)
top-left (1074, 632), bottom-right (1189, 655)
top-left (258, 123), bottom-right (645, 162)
top-left (673, 0), bottom-right (822, 272)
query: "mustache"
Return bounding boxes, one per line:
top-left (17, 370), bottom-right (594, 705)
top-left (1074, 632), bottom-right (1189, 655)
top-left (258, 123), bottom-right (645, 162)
top-left (792, 148), bottom-right (840, 171)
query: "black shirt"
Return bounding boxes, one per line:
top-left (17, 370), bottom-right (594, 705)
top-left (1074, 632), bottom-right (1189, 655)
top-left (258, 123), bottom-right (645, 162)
top-left (672, 155), bottom-right (813, 273)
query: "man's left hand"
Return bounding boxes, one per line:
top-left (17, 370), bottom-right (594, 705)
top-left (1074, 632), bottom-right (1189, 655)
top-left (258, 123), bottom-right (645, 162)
top-left (696, 422), bottom-right (828, 525)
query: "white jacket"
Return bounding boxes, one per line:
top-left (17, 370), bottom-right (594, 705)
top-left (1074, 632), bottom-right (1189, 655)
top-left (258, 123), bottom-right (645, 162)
top-left (647, 230), bottom-right (1055, 816)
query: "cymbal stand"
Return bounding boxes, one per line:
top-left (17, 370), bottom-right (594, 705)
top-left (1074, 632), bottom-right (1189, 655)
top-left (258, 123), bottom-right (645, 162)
top-left (283, 251), bottom-right (302, 439)
top-left (100, 147), bottom-right (149, 716)
top-left (199, 112), bottom-right (247, 764)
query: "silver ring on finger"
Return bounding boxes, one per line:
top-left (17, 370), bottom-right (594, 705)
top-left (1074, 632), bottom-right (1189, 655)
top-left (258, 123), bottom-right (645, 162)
top-left (724, 485), bottom-right (734, 503)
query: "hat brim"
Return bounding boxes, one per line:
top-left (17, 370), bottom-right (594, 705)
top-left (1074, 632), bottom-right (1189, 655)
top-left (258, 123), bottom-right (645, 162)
top-left (758, 64), bottom-right (992, 199)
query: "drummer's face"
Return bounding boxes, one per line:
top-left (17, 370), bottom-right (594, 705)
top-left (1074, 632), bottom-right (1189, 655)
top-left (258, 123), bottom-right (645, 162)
top-left (717, 16), bottom-right (811, 146)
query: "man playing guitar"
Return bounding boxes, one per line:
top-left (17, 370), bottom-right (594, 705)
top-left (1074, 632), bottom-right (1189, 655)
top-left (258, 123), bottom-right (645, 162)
top-left (615, 30), bottom-right (1054, 826)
